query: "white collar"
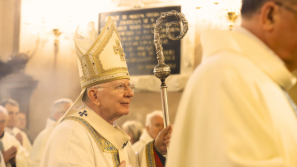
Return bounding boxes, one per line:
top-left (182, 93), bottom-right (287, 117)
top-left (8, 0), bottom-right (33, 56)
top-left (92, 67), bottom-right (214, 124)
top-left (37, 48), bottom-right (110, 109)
top-left (233, 27), bottom-right (285, 65)
top-left (201, 28), bottom-right (296, 90)
top-left (140, 129), bottom-right (153, 143)
top-left (60, 105), bottom-right (131, 163)
top-left (45, 118), bottom-right (56, 128)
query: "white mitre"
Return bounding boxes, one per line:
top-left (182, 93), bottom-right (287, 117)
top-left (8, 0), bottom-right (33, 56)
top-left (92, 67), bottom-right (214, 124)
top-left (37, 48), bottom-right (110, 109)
top-left (59, 16), bottom-right (130, 121)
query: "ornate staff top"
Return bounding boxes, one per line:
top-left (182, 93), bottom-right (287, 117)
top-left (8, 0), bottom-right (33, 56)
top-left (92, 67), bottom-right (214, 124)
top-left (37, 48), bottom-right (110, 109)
top-left (153, 10), bottom-right (188, 82)
top-left (153, 10), bottom-right (188, 129)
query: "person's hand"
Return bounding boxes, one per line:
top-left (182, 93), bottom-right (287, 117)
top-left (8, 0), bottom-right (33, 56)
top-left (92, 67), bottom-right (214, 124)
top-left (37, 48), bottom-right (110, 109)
top-left (154, 125), bottom-right (173, 155)
top-left (16, 133), bottom-right (23, 145)
top-left (118, 160), bottom-right (131, 167)
top-left (9, 156), bottom-right (16, 164)
top-left (2, 146), bottom-right (17, 163)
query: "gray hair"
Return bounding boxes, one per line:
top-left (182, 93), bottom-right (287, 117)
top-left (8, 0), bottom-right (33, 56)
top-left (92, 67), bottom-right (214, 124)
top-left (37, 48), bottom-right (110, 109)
top-left (145, 110), bottom-right (163, 127)
top-left (0, 105), bottom-right (8, 116)
top-left (0, 99), bottom-right (19, 107)
top-left (50, 98), bottom-right (73, 118)
top-left (122, 120), bottom-right (143, 143)
top-left (82, 83), bottom-right (104, 102)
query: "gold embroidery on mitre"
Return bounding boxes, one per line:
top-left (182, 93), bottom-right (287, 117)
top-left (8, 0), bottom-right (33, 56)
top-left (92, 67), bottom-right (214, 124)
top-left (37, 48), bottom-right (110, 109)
top-left (74, 16), bottom-right (130, 90)
top-left (113, 39), bottom-right (125, 61)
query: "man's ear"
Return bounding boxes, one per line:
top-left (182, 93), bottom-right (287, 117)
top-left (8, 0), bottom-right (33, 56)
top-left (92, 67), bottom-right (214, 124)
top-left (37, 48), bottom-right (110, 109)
top-left (88, 89), bottom-right (101, 106)
top-left (261, 1), bottom-right (279, 30)
top-left (146, 126), bottom-right (150, 132)
top-left (54, 112), bottom-right (59, 121)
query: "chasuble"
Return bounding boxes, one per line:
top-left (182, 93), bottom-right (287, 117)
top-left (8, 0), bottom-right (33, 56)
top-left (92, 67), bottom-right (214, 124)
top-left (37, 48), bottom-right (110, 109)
top-left (167, 27), bottom-right (297, 167)
top-left (41, 105), bottom-right (163, 167)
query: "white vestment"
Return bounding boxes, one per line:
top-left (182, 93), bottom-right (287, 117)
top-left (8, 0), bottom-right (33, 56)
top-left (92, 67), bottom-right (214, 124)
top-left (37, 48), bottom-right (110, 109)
top-left (133, 129), bottom-right (153, 152)
top-left (41, 105), bottom-right (159, 167)
top-left (1, 132), bottom-right (30, 167)
top-left (0, 152), bottom-right (6, 167)
top-left (30, 118), bottom-right (55, 167)
top-left (167, 27), bottom-right (297, 167)
top-left (5, 127), bottom-right (32, 154)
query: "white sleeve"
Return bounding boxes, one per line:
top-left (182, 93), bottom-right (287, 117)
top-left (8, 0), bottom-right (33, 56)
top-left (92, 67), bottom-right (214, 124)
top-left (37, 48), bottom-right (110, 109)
top-left (21, 132), bottom-right (32, 154)
top-left (14, 137), bottom-right (30, 167)
top-left (41, 121), bottom-right (95, 167)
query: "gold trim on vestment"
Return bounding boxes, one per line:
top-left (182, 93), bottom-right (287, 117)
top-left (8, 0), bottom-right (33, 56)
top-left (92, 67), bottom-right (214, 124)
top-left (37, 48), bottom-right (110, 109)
top-left (62, 116), bottom-right (120, 167)
top-left (145, 141), bottom-right (156, 167)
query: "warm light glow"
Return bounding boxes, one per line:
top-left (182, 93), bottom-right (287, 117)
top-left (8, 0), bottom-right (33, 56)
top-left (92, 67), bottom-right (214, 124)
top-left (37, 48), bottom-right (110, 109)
top-left (194, 0), bottom-right (242, 30)
top-left (23, 0), bottom-right (116, 35)
top-left (21, 0), bottom-right (117, 58)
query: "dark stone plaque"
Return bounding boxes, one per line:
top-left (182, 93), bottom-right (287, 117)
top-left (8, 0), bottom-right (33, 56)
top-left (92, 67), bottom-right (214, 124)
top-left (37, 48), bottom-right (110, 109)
top-left (99, 6), bottom-right (181, 75)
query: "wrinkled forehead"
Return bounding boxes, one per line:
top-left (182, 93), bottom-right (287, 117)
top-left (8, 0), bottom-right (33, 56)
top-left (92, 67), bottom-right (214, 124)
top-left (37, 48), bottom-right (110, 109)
top-left (152, 115), bottom-right (163, 120)
top-left (105, 78), bottom-right (132, 85)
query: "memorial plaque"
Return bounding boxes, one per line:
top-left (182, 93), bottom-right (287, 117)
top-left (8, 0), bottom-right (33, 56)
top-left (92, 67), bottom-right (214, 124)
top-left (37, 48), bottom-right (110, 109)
top-left (99, 6), bottom-right (181, 75)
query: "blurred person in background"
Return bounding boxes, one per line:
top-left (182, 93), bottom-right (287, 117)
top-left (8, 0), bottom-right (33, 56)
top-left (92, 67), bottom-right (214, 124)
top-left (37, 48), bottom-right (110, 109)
top-left (15, 113), bottom-right (26, 131)
top-left (122, 120), bottom-right (143, 145)
top-left (30, 98), bottom-right (73, 167)
top-left (0, 105), bottom-right (29, 167)
top-left (133, 110), bottom-right (164, 152)
top-left (0, 99), bottom-right (31, 154)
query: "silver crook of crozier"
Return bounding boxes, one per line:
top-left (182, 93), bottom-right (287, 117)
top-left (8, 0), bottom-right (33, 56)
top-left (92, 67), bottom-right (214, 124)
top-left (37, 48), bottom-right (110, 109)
top-left (153, 10), bottom-right (188, 81)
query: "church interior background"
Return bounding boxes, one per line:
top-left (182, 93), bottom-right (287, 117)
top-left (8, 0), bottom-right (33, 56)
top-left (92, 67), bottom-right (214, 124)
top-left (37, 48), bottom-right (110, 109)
top-left (1, 0), bottom-right (297, 141)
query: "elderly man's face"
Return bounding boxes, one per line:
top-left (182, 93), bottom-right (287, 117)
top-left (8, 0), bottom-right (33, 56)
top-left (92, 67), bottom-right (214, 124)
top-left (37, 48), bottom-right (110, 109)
top-left (54, 102), bottom-right (72, 121)
top-left (97, 79), bottom-right (134, 121)
top-left (147, 115), bottom-right (164, 139)
top-left (0, 112), bottom-right (8, 135)
top-left (5, 103), bottom-right (19, 128)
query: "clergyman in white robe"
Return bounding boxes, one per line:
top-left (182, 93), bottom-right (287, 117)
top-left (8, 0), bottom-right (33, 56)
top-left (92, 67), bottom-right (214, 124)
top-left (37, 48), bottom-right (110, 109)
top-left (41, 105), bottom-right (162, 167)
top-left (166, 27), bottom-right (297, 167)
top-left (41, 16), bottom-right (169, 167)
top-left (29, 118), bottom-right (55, 167)
top-left (5, 127), bottom-right (32, 154)
top-left (1, 132), bottom-right (30, 167)
top-left (133, 129), bottom-right (153, 152)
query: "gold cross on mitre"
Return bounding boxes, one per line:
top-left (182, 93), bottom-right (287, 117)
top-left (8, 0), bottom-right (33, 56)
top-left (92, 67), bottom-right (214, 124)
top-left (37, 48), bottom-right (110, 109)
top-left (113, 39), bottom-right (125, 61)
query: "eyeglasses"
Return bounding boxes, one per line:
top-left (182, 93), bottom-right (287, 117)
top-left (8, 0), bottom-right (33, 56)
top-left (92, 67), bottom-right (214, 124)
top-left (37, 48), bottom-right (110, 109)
top-left (115, 83), bottom-right (135, 93)
top-left (275, 1), bottom-right (297, 15)
top-left (91, 83), bottom-right (135, 93)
